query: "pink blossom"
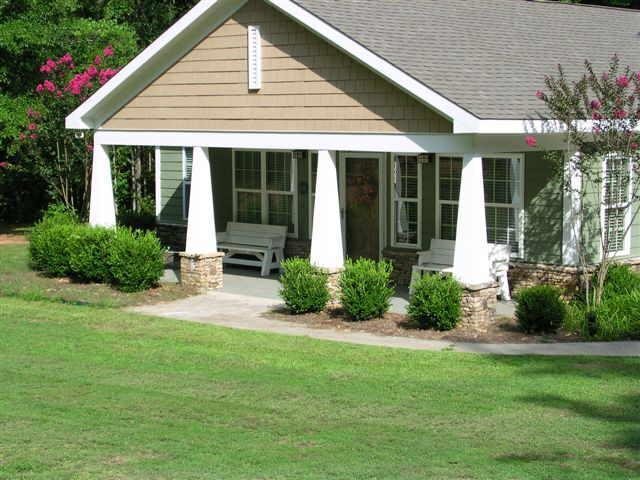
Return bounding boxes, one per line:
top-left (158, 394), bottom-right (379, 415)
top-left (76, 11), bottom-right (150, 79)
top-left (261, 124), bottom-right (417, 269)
top-left (94, 55), bottom-right (102, 66)
top-left (593, 125), bottom-right (602, 135)
top-left (535, 90), bottom-right (545, 99)
top-left (27, 123), bottom-right (37, 131)
top-left (525, 135), bottom-right (537, 147)
top-left (26, 108), bottom-right (40, 119)
top-left (39, 64), bottom-right (52, 74)
top-left (18, 133), bottom-right (26, 141)
top-left (98, 68), bottom-right (118, 85)
top-left (592, 112), bottom-right (603, 120)
top-left (631, 142), bottom-right (639, 150)
top-left (103, 45), bottom-right (114, 57)
top-left (614, 109), bottom-right (628, 119)
top-left (602, 72), bottom-right (609, 81)
top-left (590, 99), bottom-right (601, 110)
top-left (35, 84), bottom-right (44, 93)
top-left (87, 144), bottom-right (94, 152)
top-left (43, 80), bottom-right (56, 93)
top-left (59, 53), bottom-right (73, 65)
top-left (87, 65), bottom-right (98, 77)
top-left (0, 161), bottom-right (8, 168)
top-left (67, 72), bottom-right (91, 95)
top-left (30, 133), bottom-right (38, 140)
top-left (56, 90), bottom-right (63, 98)
top-left (616, 75), bottom-right (630, 88)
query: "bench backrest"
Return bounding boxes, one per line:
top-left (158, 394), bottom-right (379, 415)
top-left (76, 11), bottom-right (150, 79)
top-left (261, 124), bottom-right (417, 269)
top-left (223, 222), bottom-right (287, 248)
top-left (418, 238), bottom-right (510, 270)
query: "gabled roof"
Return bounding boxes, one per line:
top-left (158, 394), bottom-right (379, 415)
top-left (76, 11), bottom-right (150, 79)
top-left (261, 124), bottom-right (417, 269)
top-left (66, 0), bottom-right (640, 134)
top-left (295, 0), bottom-right (640, 120)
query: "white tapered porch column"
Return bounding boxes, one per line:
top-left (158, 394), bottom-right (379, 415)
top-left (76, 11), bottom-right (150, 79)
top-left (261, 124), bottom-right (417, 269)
top-left (185, 146), bottom-right (217, 254)
top-left (310, 150), bottom-right (344, 271)
top-left (453, 154), bottom-right (492, 285)
top-left (181, 146), bottom-right (223, 291)
top-left (89, 143), bottom-right (116, 228)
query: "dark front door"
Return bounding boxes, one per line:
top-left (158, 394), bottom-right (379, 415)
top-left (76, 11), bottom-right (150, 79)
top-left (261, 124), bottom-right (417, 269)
top-left (344, 155), bottom-right (380, 259)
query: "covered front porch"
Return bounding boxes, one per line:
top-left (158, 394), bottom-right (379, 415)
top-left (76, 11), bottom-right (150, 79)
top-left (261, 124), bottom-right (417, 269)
top-left (88, 130), bottom-right (560, 320)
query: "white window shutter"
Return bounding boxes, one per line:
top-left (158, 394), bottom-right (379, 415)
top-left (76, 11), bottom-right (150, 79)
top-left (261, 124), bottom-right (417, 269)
top-left (248, 25), bottom-right (262, 90)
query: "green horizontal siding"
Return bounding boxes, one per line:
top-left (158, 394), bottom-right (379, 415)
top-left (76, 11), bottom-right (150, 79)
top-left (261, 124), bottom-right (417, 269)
top-left (159, 147), bottom-right (185, 225)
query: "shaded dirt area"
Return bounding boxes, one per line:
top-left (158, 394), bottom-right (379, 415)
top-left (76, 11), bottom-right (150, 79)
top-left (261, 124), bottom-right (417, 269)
top-left (266, 307), bottom-right (583, 344)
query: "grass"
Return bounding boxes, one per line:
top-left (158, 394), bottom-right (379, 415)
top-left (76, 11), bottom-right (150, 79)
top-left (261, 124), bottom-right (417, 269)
top-left (0, 243), bottom-right (193, 308)
top-left (1, 297), bottom-right (639, 479)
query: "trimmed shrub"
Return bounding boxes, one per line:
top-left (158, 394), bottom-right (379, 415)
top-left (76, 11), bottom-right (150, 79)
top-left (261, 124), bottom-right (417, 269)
top-left (68, 226), bottom-right (116, 283)
top-left (515, 285), bottom-right (566, 333)
top-left (600, 264), bottom-right (640, 301)
top-left (407, 274), bottom-right (462, 331)
top-left (29, 204), bottom-right (79, 276)
top-left (593, 291), bottom-right (640, 340)
top-left (107, 228), bottom-right (165, 292)
top-left (339, 258), bottom-right (394, 321)
top-left (279, 258), bottom-right (330, 314)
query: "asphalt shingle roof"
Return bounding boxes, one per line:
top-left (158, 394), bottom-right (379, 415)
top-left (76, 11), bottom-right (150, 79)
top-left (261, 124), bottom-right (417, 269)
top-left (294, 0), bottom-right (640, 119)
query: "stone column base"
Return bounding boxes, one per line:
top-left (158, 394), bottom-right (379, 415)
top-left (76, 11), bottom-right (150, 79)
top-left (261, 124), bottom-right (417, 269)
top-left (324, 268), bottom-right (343, 308)
top-left (179, 252), bottom-right (225, 292)
top-left (460, 282), bottom-right (498, 332)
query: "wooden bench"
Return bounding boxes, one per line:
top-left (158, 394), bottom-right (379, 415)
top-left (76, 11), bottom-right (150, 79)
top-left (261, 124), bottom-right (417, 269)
top-left (410, 239), bottom-right (511, 300)
top-left (217, 222), bottom-right (287, 277)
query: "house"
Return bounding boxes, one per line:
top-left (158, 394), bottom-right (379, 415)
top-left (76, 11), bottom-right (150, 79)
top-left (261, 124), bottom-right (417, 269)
top-left (66, 0), bottom-right (640, 303)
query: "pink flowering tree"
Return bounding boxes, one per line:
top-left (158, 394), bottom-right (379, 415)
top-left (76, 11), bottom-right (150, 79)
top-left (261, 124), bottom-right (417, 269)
top-left (533, 55), bottom-right (640, 306)
top-left (16, 46), bottom-right (119, 215)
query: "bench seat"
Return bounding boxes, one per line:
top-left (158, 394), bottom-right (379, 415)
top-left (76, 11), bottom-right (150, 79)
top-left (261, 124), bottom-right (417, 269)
top-left (217, 222), bottom-right (287, 277)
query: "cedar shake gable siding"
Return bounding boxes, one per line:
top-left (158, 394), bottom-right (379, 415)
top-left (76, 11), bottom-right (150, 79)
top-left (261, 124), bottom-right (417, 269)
top-left (103, 0), bottom-right (451, 133)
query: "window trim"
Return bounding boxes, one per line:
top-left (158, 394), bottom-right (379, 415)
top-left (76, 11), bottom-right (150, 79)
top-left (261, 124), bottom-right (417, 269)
top-left (435, 153), bottom-right (525, 257)
top-left (181, 147), bottom-right (192, 221)
top-left (390, 154), bottom-right (422, 249)
top-left (232, 149), bottom-right (298, 238)
top-left (600, 154), bottom-right (632, 258)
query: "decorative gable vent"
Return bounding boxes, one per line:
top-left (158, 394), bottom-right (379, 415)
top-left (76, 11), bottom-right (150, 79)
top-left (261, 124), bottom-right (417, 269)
top-left (248, 25), bottom-right (262, 90)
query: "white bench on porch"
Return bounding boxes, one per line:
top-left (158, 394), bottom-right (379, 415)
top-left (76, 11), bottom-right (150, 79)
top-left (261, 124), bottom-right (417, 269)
top-left (410, 239), bottom-right (511, 300)
top-left (217, 222), bottom-right (287, 277)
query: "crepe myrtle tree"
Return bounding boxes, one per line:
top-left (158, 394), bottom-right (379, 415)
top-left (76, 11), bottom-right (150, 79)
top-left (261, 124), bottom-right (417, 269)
top-left (14, 47), bottom-right (119, 217)
top-left (527, 55), bottom-right (640, 306)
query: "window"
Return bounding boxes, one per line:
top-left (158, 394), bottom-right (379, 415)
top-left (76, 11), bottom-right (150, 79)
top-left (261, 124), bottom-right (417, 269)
top-left (392, 155), bottom-right (421, 247)
top-left (602, 154), bottom-right (632, 256)
top-left (182, 147), bottom-right (193, 220)
top-left (437, 155), bottom-right (524, 256)
top-left (233, 150), bottom-right (297, 235)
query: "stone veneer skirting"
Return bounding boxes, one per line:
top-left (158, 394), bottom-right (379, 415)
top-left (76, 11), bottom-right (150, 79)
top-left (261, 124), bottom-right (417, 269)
top-left (381, 248), bottom-right (417, 286)
top-left (460, 282), bottom-right (498, 331)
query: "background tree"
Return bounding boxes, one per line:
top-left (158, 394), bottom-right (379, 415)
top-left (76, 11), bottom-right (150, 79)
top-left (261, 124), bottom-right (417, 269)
top-left (533, 56), bottom-right (640, 307)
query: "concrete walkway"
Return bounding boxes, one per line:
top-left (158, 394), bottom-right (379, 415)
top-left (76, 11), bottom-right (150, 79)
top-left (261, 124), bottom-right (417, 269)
top-left (133, 282), bottom-right (640, 357)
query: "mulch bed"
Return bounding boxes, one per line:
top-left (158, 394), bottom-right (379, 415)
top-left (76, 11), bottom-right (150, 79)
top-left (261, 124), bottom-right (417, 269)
top-left (266, 307), bottom-right (583, 344)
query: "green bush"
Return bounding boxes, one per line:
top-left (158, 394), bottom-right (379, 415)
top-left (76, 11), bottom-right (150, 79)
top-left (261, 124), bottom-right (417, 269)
top-left (279, 258), bottom-right (330, 314)
top-left (339, 258), bottom-right (394, 321)
top-left (600, 264), bottom-right (640, 301)
top-left (29, 205), bottom-right (79, 276)
top-left (593, 291), bottom-right (640, 340)
top-left (67, 226), bottom-right (116, 283)
top-left (107, 228), bottom-right (165, 292)
top-left (407, 274), bottom-right (462, 331)
top-left (515, 285), bottom-right (566, 334)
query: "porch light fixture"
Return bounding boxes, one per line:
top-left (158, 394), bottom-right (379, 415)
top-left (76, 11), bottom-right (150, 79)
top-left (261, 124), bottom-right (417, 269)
top-left (417, 153), bottom-right (432, 164)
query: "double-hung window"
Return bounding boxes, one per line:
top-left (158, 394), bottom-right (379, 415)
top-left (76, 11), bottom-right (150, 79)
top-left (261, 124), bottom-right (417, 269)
top-left (437, 154), bottom-right (524, 256)
top-left (392, 155), bottom-right (421, 247)
top-left (602, 154), bottom-right (632, 256)
top-left (233, 150), bottom-right (297, 236)
top-left (182, 147), bottom-right (193, 220)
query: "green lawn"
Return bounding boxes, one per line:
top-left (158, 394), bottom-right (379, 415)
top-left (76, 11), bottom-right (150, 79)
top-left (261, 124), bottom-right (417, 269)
top-left (1, 297), bottom-right (639, 479)
top-left (0, 243), bottom-right (192, 308)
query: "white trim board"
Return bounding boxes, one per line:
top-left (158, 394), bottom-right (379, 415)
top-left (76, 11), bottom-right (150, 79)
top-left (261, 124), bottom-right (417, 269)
top-left (94, 130), bottom-right (568, 154)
